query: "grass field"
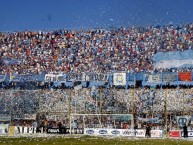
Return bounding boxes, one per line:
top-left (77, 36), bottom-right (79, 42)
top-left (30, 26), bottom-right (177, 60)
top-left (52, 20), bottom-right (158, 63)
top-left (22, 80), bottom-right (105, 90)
top-left (0, 136), bottom-right (192, 145)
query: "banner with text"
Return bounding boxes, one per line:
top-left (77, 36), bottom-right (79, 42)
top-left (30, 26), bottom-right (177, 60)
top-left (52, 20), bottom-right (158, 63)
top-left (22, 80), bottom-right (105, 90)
top-left (10, 74), bottom-right (43, 82)
top-left (147, 74), bottom-right (161, 82)
top-left (176, 116), bottom-right (191, 128)
top-left (178, 72), bottom-right (192, 82)
top-left (162, 73), bottom-right (176, 82)
top-left (44, 74), bottom-right (66, 82)
top-left (68, 73), bottom-right (109, 82)
top-left (113, 73), bottom-right (126, 86)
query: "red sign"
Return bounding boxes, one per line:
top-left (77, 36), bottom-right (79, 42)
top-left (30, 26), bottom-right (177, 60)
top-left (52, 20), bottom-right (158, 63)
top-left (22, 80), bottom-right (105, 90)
top-left (169, 130), bottom-right (181, 138)
top-left (178, 72), bottom-right (192, 81)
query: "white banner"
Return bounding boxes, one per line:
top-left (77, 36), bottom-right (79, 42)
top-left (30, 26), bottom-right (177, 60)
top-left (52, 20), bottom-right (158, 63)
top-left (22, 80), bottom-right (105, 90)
top-left (14, 126), bottom-right (37, 134)
top-left (45, 74), bottom-right (66, 82)
top-left (0, 114), bottom-right (11, 121)
top-left (151, 130), bottom-right (163, 138)
top-left (181, 131), bottom-right (193, 138)
top-left (137, 117), bottom-right (160, 124)
top-left (113, 73), bottom-right (126, 86)
top-left (122, 129), bottom-right (135, 137)
top-left (84, 128), bottom-right (135, 137)
top-left (147, 74), bottom-right (161, 82)
top-left (69, 73), bottom-right (109, 82)
top-left (176, 116), bottom-right (191, 128)
top-left (154, 59), bottom-right (193, 69)
top-left (23, 114), bottom-right (36, 120)
top-left (135, 129), bottom-right (146, 137)
top-left (74, 84), bottom-right (82, 90)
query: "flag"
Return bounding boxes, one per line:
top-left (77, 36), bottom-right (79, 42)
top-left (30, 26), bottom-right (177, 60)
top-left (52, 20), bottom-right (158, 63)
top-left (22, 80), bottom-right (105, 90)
top-left (113, 73), bottom-right (126, 86)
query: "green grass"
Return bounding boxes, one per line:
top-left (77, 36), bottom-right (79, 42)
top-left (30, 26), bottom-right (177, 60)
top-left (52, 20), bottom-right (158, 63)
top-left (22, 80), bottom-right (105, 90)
top-left (0, 136), bottom-right (192, 145)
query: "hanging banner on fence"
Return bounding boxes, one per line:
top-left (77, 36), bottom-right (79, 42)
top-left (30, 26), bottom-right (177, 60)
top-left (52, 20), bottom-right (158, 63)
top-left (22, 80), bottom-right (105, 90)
top-left (15, 126), bottom-right (37, 134)
top-left (122, 129), bottom-right (135, 136)
top-left (147, 74), bottom-right (161, 82)
top-left (151, 130), bottom-right (163, 138)
top-left (0, 114), bottom-right (11, 121)
top-left (13, 114), bottom-right (36, 120)
top-left (68, 73), bottom-right (109, 82)
top-left (0, 75), bottom-right (6, 82)
top-left (84, 128), bottom-right (135, 136)
top-left (178, 72), bottom-right (192, 81)
top-left (10, 74), bottom-right (42, 82)
top-left (82, 73), bottom-right (109, 82)
top-left (68, 73), bottom-right (83, 81)
top-left (137, 117), bottom-right (160, 124)
top-left (135, 129), bottom-right (146, 137)
top-left (113, 73), bottom-right (126, 85)
top-left (44, 74), bottom-right (66, 82)
top-left (169, 130), bottom-right (181, 138)
top-left (176, 116), bottom-right (191, 128)
top-left (23, 114), bottom-right (36, 120)
top-left (113, 114), bottom-right (133, 120)
top-left (13, 114), bottom-right (23, 120)
top-left (162, 73), bottom-right (176, 82)
top-left (47, 128), bottom-right (60, 134)
top-left (181, 131), bottom-right (193, 138)
top-left (113, 114), bottom-right (133, 121)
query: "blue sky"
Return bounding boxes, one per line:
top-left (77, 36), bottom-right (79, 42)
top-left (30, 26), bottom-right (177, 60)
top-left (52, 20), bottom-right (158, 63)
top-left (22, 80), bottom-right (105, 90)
top-left (0, 0), bottom-right (193, 31)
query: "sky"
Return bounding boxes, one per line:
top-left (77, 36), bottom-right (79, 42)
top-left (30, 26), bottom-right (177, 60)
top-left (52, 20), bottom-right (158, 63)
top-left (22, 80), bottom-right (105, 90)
top-left (0, 0), bottom-right (193, 31)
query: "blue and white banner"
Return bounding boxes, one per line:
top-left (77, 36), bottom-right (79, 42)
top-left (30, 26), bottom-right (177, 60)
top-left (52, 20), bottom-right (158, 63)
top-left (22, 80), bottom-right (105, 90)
top-left (113, 73), bottom-right (126, 86)
top-left (135, 129), bottom-right (146, 137)
top-left (84, 128), bottom-right (135, 136)
top-left (68, 73), bottom-right (84, 81)
top-left (151, 130), bottom-right (163, 138)
top-left (153, 50), bottom-right (193, 69)
top-left (176, 116), bottom-right (191, 128)
top-left (10, 74), bottom-right (42, 82)
top-left (137, 117), bottom-right (160, 124)
top-left (181, 131), bottom-right (193, 138)
top-left (0, 114), bottom-right (11, 121)
top-left (68, 73), bottom-right (109, 82)
top-left (162, 73), bottom-right (176, 82)
top-left (147, 74), bottom-right (161, 82)
top-left (44, 74), bottom-right (66, 82)
top-left (83, 73), bottom-right (109, 82)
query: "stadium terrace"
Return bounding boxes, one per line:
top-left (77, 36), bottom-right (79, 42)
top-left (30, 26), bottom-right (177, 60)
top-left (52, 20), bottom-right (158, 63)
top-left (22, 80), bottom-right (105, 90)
top-left (0, 24), bottom-right (193, 139)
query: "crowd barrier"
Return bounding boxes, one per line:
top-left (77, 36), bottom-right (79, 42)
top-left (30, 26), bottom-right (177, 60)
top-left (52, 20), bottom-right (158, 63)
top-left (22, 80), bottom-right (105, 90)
top-left (84, 128), bottom-right (163, 137)
top-left (47, 127), bottom-right (84, 134)
top-left (1, 125), bottom-right (193, 138)
top-left (169, 130), bottom-right (193, 138)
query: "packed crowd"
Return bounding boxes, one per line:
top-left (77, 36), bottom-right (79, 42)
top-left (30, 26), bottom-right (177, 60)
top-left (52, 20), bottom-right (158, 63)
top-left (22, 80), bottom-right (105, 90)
top-left (0, 88), bottom-right (193, 130)
top-left (1, 23), bottom-right (193, 75)
top-left (0, 88), bottom-right (193, 116)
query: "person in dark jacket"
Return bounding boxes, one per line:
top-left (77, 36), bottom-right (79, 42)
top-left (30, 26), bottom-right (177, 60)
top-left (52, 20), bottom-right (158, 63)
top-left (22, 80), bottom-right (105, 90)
top-left (183, 124), bottom-right (188, 138)
top-left (58, 122), bottom-right (62, 134)
top-left (145, 124), bottom-right (151, 138)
